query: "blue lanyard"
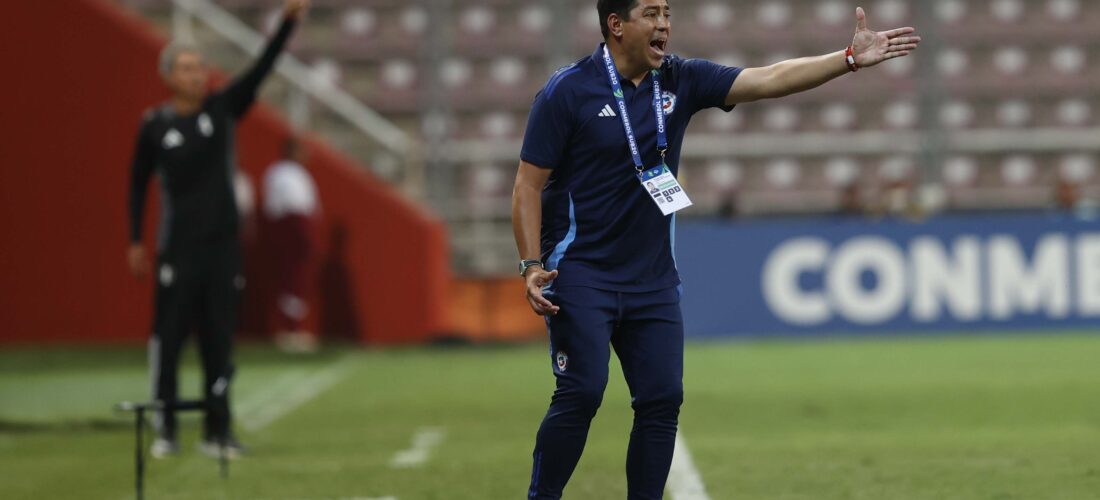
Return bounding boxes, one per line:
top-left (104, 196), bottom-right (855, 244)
top-left (601, 44), bottom-right (668, 173)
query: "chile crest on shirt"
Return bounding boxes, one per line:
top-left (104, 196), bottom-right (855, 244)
top-left (662, 91), bottom-right (677, 116)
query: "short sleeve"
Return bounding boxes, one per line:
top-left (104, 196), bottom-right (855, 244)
top-left (520, 76), bottom-right (576, 169)
top-left (680, 58), bottom-right (743, 113)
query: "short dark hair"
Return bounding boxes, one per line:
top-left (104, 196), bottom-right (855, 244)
top-left (597, 0), bottom-right (638, 39)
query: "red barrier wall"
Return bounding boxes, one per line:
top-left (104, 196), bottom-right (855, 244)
top-left (0, 0), bottom-right (450, 344)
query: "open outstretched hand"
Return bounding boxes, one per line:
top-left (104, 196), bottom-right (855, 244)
top-left (850, 6), bottom-right (921, 68)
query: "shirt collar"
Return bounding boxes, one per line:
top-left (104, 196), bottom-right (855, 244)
top-left (592, 43), bottom-right (605, 62)
top-left (594, 43), bottom-right (656, 91)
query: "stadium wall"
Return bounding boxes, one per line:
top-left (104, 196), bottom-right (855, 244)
top-left (450, 278), bottom-right (546, 342)
top-left (0, 0), bottom-right (450, 345)
top-left (678, 213), bottom-right (1100, 337)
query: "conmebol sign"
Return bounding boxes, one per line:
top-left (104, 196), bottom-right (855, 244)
top-left (677, 214), bottom-right (1100, 337)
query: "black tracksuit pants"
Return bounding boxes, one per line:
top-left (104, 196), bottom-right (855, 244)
top-left (149, 236), bottom-right (242, 440)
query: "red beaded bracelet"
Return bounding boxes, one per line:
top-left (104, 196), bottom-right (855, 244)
top-left (845, 45), bottom-right (860, 72)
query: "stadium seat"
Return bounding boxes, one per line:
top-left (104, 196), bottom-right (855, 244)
top-left (935, 0), bottom-right (967, 24)
top-left (765, 158), bottom-right (802, 189)
top-left (940, 100), bottom-right (976, 129)
top-left (990, 0), bottom-right (1026, 23)
top-left (815, 0), bottom-right (850, 27)
top-left (761, 104), bottom-right (800, 133)
top-left (1060, 154), bottom-right (1097, 183)
top-left (340, 7), bottom-right (376, 38)
top-left (883, 100), bottom-right (919, 130)
top-left (996, 100), bottom-right (1031, 128)
top-left (1056, 98), bottom-right (1092, 127)
top-left (824, 156), bottom-right (861, 188)
top-left (1001, 155), bottom-right (1038, 187)
top-left (943, 156), bottom-right (979, 188)
top-left (1046, 0), bottom-right (1081, 22)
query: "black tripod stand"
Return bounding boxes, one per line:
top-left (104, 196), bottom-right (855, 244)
top-left (115, 400), bottom-right (230, 500)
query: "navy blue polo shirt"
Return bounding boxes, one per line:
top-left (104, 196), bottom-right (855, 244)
top-left (521, 44), bottom-right (742, 292)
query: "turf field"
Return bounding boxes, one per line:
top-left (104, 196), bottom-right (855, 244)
top-left (2, 333), bottom-right (1100, 500)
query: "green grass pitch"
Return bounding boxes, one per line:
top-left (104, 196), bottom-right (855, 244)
top-left (2, 333), bottom-right (1100, 499)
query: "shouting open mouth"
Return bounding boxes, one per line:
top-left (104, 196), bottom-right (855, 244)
top-left (649, 37), bottom-right (668, 59)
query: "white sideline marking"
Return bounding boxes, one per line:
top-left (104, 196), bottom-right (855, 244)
top-left (235, 369), bottom-right (309, 417)
top-left (389, 427), bottom-right (446, 468)
top-left (241, 355), bottom-right (357, 431)
top-left (667, 432), bottom-right (712, 500)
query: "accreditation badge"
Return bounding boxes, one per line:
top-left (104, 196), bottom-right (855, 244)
top-left (639, 164), bottom-right (692, 216)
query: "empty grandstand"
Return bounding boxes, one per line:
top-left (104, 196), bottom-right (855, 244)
top-left (120, 0), bottom-right (1099, 275)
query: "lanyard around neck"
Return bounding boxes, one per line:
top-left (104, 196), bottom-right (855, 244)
top-left (601, 44), bottom-right (668, 173)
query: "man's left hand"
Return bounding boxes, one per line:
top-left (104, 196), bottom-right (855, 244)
top-left (283, 0), bottom-right (309, 21)
top-left (850, 6), bottom-right (921, 68)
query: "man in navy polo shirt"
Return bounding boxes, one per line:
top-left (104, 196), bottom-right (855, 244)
top-left (512, 1), bottom-right (920, 497)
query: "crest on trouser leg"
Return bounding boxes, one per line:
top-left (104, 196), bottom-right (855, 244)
top-left (555, 351), bottom-right (569, 372)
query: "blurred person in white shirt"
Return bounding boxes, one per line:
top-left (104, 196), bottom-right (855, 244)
top-left (263, 136), bottom-right (320, 353)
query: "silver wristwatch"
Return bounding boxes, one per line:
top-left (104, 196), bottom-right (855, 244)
top-left (519, 259), bottom-right (543, 277)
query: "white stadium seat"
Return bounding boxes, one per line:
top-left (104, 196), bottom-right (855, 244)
top-left (341, 7), bottom-right (376, 37)
top-left (1047, 0), bottom-right (1081, 22)
top-left (697, 3), bottom-right (734, 31)
top-left (1001, 156), bottom-right (1037, 186)
top-left (873, 0), bottom-right (908, 24)
top-left (441, 58), bottom-right (473, 88)
top-left (706, 160), bottom-right (743, 191)
top-left (824, 157), bottom-right (860, 187)
top-left (816, 0), bottom-right (850, 26)
top-left (766, 159), bottom-right (801, 189)
top-left (883, 101), bottom-right (918, 129)
top-left (993, 47), bottom-right (1028, 76)
top-left (935, 0), bottom-right (967, 23)
top-left (940, 101), bottom-right (975, 129)
top-left (490, 57), bottom-right (526, 87)
top-left (991, 0), bottom-right (1025, 23)
top-left (400, 6), bottom-right (429, 36)
top-left (1057, 99), bottom-right (1091, 127)
top-left (1050, 45), bottom-right (1086, 74)
top-left (757, 1), bottom-right (792, 28)
top-left (1060, 154), bottom-right (1097, 182)
top-left (763, 105), bottom-right (799, 132)
top-left (996, 100), bottom-right (1031, 128)
top-left (943, 156), bottom-right (979, 187)
top-left (460, 5), bottom-right (496, 35)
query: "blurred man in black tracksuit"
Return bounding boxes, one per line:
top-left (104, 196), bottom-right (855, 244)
top-left (127, 0), bottom-right (309, 459)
